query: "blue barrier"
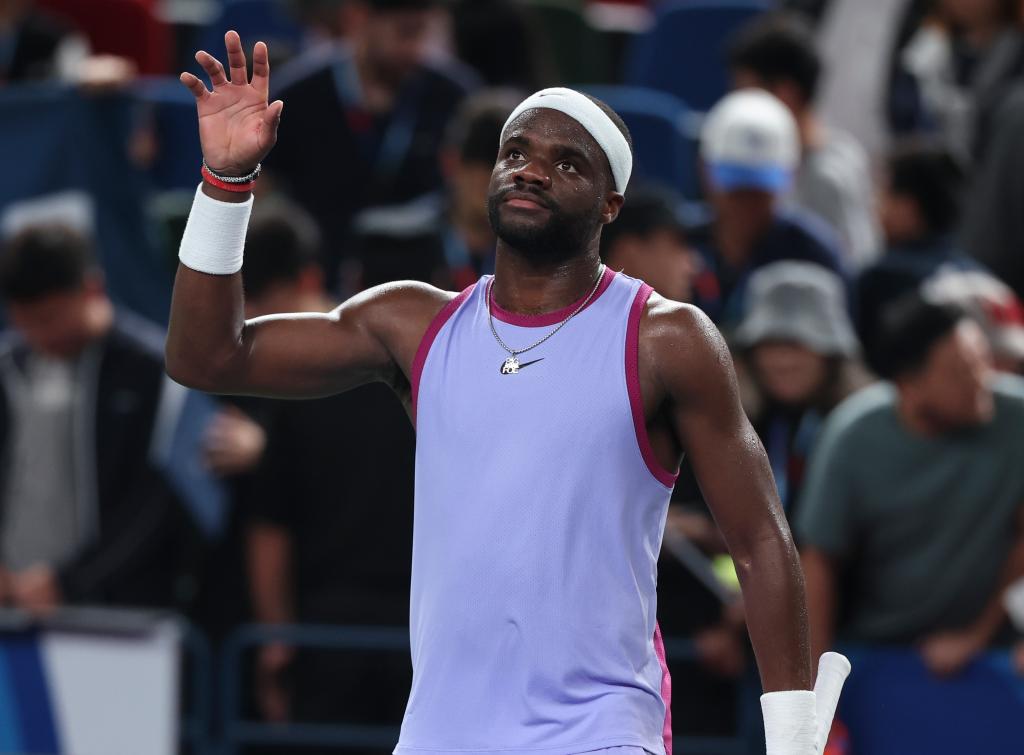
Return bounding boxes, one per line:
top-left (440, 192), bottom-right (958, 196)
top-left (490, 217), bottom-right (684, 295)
top-left (218, 623), bottom-right (743, 755)
top-left (837, 643), bottom-right (1024, 754)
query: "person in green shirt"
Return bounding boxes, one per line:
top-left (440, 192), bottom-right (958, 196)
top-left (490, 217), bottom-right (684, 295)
top-left (797, 295), bottom-right (1024, 678)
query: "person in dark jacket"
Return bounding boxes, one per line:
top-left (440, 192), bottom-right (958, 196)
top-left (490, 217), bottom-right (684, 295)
top-left (0, 224), bottom-right (197, 613)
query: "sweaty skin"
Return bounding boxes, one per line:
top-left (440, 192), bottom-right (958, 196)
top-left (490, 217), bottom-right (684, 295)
top-left (168, 31), bottom-right (811, 693)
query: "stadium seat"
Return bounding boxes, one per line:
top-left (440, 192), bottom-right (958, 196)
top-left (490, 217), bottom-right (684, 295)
top-left (196, 0), bottom-right (306, 69)
top-left (38, 0), bottom-right (172, 75)
top-left (623, 0), bottom-right (771, 112)
top-left (581, 85), bottom-right (701, 198)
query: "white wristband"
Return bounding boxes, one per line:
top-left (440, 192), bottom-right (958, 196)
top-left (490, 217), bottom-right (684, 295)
top-left (178, 184), bottom-right (253, 275)
top-left (761, 689), bottom-right (817, 755)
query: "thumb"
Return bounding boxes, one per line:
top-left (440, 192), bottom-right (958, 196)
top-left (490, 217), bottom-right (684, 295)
top-left (263, 99), bottom-right (284, 132)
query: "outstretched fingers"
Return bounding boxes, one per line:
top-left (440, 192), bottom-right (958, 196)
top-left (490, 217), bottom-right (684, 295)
top-left (195, 50), bottom-right (227, 87)
top-left (251, 41), bottom-right (270, 97)
top-left (224, 30), bottom-right (248, 85)
top-left (179, 72), bottom-right (210, 101)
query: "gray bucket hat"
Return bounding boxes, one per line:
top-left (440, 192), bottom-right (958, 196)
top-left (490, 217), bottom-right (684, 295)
top-left (735, 261), bottom-right (858, 357)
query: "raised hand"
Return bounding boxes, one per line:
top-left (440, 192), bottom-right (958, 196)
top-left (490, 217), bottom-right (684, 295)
top-left (179, 30), bottom-right (283, 176)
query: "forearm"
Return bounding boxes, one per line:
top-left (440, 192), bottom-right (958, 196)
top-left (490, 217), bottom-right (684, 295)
top-left (968, 528), bottom-right (1024, 644)
top-left (247, 523), bottom-right (295, 624)
top-left (165, 184), bottom-right (252, 390)
top-left (736, 525), bottom-right (812, 692)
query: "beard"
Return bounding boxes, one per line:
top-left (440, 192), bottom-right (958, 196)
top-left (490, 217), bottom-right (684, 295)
top-left (487, 188), bottom-right (602, 264)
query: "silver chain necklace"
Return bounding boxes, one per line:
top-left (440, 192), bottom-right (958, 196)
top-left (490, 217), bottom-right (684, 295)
top-left (487, 265), bottom-right (605, 375)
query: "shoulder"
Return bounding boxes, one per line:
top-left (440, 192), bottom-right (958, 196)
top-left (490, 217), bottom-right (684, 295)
top-left (639, 292), bottom-right (733, 397)
top-left (770, 210), bottom-right (846, 273)
top-left (640, 291), bottom-right (722, 351)
top-left (270, 43), bottom-right (350, 98)
top-left (818, 382), bottom-right (896, 449)
top-left (417, 57), bottom-right (481, 97)
top-left (345, 279), bottom-right (466, 348)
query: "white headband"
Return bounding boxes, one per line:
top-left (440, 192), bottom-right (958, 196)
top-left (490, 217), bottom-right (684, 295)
top-left (500, 87), bottom-right (632, 195)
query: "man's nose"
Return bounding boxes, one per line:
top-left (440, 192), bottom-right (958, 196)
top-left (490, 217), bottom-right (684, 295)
top-left (513, 161), bottom-right (551, 189)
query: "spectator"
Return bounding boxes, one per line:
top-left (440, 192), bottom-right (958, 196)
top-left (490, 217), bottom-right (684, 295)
top-left (856, 143), bottom-right (980, 352)
top-left (922, 267), bottom-right (1024, 374)
top-left (237, 200), bottom-right (416, 742)
top-left (0, 0), bottom-right (87, 83)
top-left (689, 88), bottom-right (848, 330)
top-left (797, 297), bottom-right (1024, 679)
top-left (960, 86), bottom-right (1024, 299)
top-left (267, 0), bottom-right (478, 292)
top-left (0, 225), bottom-right (197, 613)
top-left (729, 11), bottom-right (881, 268)
top-left (598, 184), bottom-right (700, 303)
top-left (734, 261), bottom-right (867, 511)
top-left (890, 0), bottom-right (1024, 160)
top-left (450, 0), bottom-right (555, 90)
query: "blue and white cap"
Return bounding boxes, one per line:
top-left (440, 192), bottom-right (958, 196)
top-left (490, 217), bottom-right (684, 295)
top-left (700, 89), bottom-right (799, 193)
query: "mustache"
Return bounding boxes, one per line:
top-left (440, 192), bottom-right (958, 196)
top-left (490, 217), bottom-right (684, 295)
top-left (494, 185), bottom-right (557, 211)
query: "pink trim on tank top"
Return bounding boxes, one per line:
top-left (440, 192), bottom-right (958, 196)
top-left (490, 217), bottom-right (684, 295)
top-left (411, 284), bottom-right (475, 425)
top-left (653, 622), bottom-right (673, 755)
top-left (489, 265), bottom-right (616, 326)
top-left (626, 283), bottom-right (680, 488)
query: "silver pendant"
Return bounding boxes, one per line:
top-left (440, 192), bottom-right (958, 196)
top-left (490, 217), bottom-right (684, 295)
top-left (500, 356), bottom-right (520, 375)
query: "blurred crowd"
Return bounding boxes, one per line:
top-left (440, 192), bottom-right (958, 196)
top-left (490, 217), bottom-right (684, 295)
top-left (2, 0), bottom-right (1024, 752)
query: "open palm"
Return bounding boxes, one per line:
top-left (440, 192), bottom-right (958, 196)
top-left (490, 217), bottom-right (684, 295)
top-left (179, 30), bottom-right (283, 176)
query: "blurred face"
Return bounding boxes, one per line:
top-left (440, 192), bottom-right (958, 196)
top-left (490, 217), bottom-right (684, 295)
top-left (487, 109), bottom-right (622, 263)
top-left (732, 69), bottom-right (804, 114)
top-left (6, 284), bottom-right (103, 359)
top-left (608, 229), bottom-right (700, 302)
top-left (450, 159), bottom-right (493, 230)
top-left (750, 341), bottom-right (830, 407)
top-left (362, 8), bottom-right (435, 86)
top-left (880, 187), bottom-right (924, 245)
top-left (710, 187), bottom-right (777, 237)
top-left (901, 320), bottom-right (995, 430)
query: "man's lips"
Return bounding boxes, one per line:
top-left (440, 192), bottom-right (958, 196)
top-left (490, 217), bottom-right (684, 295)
top-left (502, 191), bottom-right (551, 210)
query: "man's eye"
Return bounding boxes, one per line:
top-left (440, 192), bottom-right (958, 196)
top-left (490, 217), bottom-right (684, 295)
top-left (558, 161), bottom-right (577, 173)
top-left (508, 149), bottom-right (524, 160)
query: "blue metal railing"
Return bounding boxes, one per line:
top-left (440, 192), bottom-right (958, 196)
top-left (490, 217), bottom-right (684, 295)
top-left (218, 623), bottom-right (746, 755)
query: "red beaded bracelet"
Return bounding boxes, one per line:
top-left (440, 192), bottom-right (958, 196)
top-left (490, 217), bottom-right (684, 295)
top-left (201, 164), bottom-right (257, 193)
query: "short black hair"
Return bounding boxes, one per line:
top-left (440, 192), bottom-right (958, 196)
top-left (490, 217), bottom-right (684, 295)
top-left (0, 225), bottom-right (97, 303)
top-left (870, 294), bottom-right (967, 380)
top-left (887, 143), bottom-right (964, 236)
top-left (445, 88), bottom-right (523, 165)
top-left (600, 184), bottom-right (685, 261)
top-left (241, 199), bottom-right (321, 299)
top-left (728, 12), bottom-right (821, 103)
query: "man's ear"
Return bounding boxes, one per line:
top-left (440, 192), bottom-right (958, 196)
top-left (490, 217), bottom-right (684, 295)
top-left (600, 191), bottom-right (625, 225)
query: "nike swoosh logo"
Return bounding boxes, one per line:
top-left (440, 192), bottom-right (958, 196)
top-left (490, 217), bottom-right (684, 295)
top-left (498, 358), bottom-right (545, 374)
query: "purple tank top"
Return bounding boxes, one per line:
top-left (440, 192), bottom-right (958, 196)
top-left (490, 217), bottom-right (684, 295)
top-left (400, 268), bottom-right (679, 755)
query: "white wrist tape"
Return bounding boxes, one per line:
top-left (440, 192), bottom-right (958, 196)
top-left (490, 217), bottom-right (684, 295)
top-left (178, 184), bottom-right (253, 275)
top-left (761, 689), bottom-right (817, 755)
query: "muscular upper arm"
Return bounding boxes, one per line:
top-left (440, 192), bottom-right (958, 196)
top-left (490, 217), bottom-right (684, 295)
top-left (642, 297), bottom-right (787, 560)
top-left (214, 280), bottom-right (451, 400)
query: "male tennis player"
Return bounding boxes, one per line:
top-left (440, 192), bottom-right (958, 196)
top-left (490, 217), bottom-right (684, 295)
top-left (168, 32), bottom-right (848, 755)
